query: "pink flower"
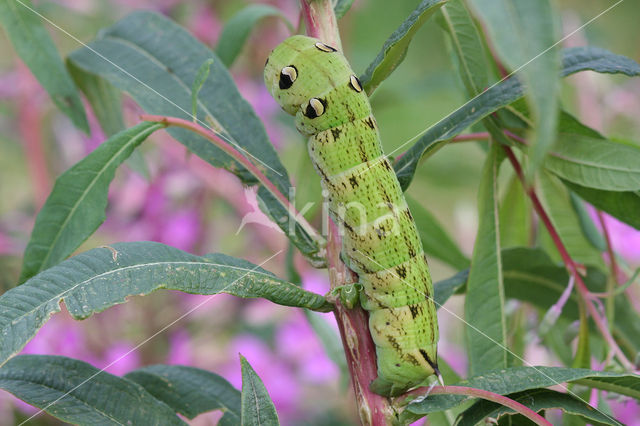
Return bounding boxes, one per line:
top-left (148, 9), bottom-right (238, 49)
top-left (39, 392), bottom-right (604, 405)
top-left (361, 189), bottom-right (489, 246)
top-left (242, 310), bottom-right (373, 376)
top-left (100, 341), bottom-right (140, 376)
top-left (160, 209), bottom-right (201, 251)
top-left (166, 329), bottom-right (193, 365)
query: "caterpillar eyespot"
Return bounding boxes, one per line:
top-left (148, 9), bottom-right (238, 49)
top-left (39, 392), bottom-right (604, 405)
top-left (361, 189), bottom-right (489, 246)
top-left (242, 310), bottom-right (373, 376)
top-left (305, 98), bottom-right (325, 118)
top-left (279, 66), bottom-right (298, 90)
top-left (314, 42), bottom-right (337, 52)
top-left (349, 75), bottom-right (363, 93)
top-left (264, 35), bottom-right (439, 397)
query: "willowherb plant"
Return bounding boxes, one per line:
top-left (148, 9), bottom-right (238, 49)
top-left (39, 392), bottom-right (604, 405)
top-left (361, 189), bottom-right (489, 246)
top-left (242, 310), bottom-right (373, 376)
top-left (0, 0), bottom-right (639, 424)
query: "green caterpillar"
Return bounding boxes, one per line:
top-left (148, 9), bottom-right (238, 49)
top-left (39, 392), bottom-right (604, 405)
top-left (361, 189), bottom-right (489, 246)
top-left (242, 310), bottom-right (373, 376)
top-left (264, 35), bottom-right (439, 396)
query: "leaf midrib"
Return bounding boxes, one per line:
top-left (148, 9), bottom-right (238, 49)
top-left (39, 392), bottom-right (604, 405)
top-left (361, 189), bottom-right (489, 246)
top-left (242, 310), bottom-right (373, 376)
top-left (5, 260), bottom-right (279, 334)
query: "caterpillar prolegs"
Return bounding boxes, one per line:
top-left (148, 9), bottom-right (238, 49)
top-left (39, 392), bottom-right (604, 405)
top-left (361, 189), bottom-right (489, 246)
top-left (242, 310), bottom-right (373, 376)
top-left (264, 36), bottom-right (439, 396)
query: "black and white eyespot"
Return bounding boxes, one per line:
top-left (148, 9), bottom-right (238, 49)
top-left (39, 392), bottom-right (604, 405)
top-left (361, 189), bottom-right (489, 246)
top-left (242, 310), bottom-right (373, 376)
top-left (349, 75), bottom-right (363, 92)
top-left (279, 65), bottom-right (298, 90)
top-left (314, 42), bottom-right (337, 52)
top-left (304, 98), bottom-right (326, 119)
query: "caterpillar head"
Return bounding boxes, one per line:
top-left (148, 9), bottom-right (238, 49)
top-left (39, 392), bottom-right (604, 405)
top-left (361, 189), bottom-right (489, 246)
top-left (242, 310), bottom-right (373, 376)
top-left (264, 35), bottom-right (368, 135)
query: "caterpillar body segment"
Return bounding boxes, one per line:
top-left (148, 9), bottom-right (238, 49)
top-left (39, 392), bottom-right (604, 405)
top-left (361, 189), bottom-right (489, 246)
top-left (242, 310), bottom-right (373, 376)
top-left (264, 35), bottom-right (439, 396)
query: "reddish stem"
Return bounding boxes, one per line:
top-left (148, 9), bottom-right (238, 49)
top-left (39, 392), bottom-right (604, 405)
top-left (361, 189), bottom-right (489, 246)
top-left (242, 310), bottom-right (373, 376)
top-left (139, 114), bottom-right (323, 247)
top-left (300, 2), bottom-right (394, 423)
top-left (503, 146), bottom-right (635, 370)
top-left (450, 132), bottom-right (491, 143)
top-left (401, 385), bottom-right (552, 426)
top-left (300, 0), bottom-right (342, 49)
top-left (328, 222), bottom-right (395, 425)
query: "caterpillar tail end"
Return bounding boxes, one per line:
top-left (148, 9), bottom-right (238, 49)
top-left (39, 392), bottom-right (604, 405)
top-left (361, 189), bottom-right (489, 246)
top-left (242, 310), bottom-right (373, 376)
top-left (435, 366), bottom-right (444, 387)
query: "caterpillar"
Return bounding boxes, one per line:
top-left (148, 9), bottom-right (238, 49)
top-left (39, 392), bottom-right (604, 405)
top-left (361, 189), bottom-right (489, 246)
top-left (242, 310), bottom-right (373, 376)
top-left (264, 35), bottom-right (439, 396)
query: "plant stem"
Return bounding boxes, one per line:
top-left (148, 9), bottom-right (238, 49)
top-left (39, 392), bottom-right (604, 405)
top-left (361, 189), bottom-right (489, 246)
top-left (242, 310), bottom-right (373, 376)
top-left (300, 0), bottom-right (342, 49)
top-left (328, 222), bottom-right (396, 425)
top-left (503, 146), bottom-right (635, 371)
top-left (139, 114), bottom-right (323, 247)
top-left (401, 386), bottom-right (552, 426)
top-left (300, 1), bottom-right (396, 424)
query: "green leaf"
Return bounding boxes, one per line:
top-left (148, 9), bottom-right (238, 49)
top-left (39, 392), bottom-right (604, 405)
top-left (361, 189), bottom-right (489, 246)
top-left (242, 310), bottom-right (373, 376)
top-left (0, 355), bottom-right (185, 425)
top-left (191, 58), bottom-right (214, 121)
top-left (333, 0), bottom-right (354, 19)
top-left (2, 241), bottom-right (332, 367)
top-left (19, 122), bottom-right (163, 283)
top-left (434, 269), bottom-right (468, 308)
top-left (216, 4), bottom-right (293, 68)
top-left (126, 365), bottom-right (240, 424)
top-left (562, 46), bottom-right (640, 77)
top-left (0, 0), bottom-right (88, 132)
top-left (546, 122), bottom-right (640, 192)
top-left (67, 60), bottom-right (124, 137)
top-left (469, 0), bottom-right (561, 179)
top-left (405, 366), bottom-right (640, 416)
top-left (569, 192), bottom-right (607, 252)
top-left (67, 11), bottom-right (321, 262)
top-left (537, 171), bottom-right (604, 268)
top-left (395, 46), bottom-right (637, 191)
top-left (465, 144), bottom-right (507, 375)
top-left (499, 173), bottom-right (532, 248)
top-left (457, 389), bottom-right (622, 426)
top-left (406, 195), bottom-right (469, 270)
top-left (438, 0), bottom-right (488, 96)
top-left (572, 301), bottom-right (591, 369)
top-left (359, 0), bottom-right (448, 95)
top-left (240, 355), bottom-right (279, 426)
top-left (564, 182), bottom-right (640, 231)
top-left (394, 76), bottom-right (523, 190)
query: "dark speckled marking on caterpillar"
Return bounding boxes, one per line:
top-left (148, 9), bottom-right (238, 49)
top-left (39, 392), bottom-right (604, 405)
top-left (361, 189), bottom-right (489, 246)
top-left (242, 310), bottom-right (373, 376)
top-left (264, 35), bottom-right (439, 396)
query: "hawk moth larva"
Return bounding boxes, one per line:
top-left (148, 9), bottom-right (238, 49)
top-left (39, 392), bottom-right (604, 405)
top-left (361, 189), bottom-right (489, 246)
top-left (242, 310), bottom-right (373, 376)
top-left (264, 35), bottom-right (439, 396)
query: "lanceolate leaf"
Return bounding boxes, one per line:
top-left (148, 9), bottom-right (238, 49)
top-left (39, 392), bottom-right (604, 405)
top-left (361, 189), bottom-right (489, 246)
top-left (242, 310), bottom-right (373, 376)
top-left (457, 389), bottom-right (622, 426)
top-left (465, 144), bottom-right (507, 375)
top-left (67, 60), bottom-right (125, 137)
top-left (562, 46), bottom-right (640, 77)
top-left (469, 0), bottom-right (561, 180)
top-left (499, 174), bottom-right (531, 248)
top-left (394, 47), bottom-right (639, 191)
top-left (434, 269), bottom-right (468, 308)
top-left (0, 0), bottom-right (88, 132)
top-left (438, 0), bottom-right (488, 96)
top-left (564, 181), bottom-right (640, 230)
top-left (394, 76), bottom-right (523, 190)
top-left (569, 192), bottom-right (607, 252)
top-left (359, 0), bottom-right (448, 95)
top-left (67, 11), bottom-right (321, 261)
top-left (67, 10), bottom-right (282, 188)
top-left (216, 4), bottom-right (293, 67)
top-left (19, 122), bottom-right (163, 283)
top-left (405, 366), bottom-right (640, 416)
top-left (126, 365), bottom-right (240, 424)
top-left (537, 171), bottom-right (604, 269)
top-left (2, 241), bottom-right (332, 367)
top-left (545, 113), bottom-right (640, 191)
top-left (0, 355), bottom-right (185, 425)
top-left (240, 356), bottom-right (280, 425)
top-left (406, 195), bottom-right (469, 270)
